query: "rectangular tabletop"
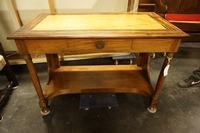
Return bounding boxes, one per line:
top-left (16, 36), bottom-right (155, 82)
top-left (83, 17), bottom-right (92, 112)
top-left (32, 14), bottom-right (166, 30)
top-left (8, 12), bottom-right (188, 39)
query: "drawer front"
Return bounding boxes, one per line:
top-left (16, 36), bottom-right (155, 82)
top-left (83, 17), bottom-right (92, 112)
top-left (22, 38), bottom-right (180, 54)
top-left (67, 39), bottom-right (179, 53)
top-left (23, 39), bottom-right (132, 54)
top-left (66, 39), bottom-right (133, 53)
top-left (24, 39), bottom-right (67, 54)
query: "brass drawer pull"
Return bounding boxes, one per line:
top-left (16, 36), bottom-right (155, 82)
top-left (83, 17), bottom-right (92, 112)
top-left (95, 40), bottom-right (105, 49)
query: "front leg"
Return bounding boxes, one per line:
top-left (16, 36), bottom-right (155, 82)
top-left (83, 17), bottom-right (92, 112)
top-left (147, 52), bottom-right (173, 113)
top-left (23, 54), bottom-right (50, 115)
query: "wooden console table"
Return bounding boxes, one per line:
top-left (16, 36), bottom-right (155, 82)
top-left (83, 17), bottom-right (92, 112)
top-left (7, 12), bottom-right (188, 114)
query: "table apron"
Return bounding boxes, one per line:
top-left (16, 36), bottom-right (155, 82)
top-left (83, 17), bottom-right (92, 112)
top-left (15, 38), bottom-right (181, 54)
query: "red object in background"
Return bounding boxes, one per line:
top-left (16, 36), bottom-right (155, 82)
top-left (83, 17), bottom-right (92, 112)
top-left (165, 14), bottom-right (200, 22)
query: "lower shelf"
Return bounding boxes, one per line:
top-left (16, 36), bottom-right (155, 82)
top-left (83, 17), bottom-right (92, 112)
top-left (43, 65), bottom-right (154, 101)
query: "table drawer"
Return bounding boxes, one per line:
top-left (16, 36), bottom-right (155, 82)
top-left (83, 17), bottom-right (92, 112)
top-left (22, 38), bottom-right (179, 54)
top-left (67, 39), bottom-right (179, 53)
top-left (23, 39), bottom-right (132, 54)
top-left (67, 39), bottom-right (132, 53)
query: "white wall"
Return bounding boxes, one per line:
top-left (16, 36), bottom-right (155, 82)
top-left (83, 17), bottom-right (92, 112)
top-left (0, 0), bottom-right (128, 51)
top-left (0, 0), bottom-right (18, 51)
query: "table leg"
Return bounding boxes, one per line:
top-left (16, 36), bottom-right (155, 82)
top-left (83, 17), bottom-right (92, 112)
top-left (137, 53), bottom-right (152, 85)
top-left (45, 54), bottom-right (60, 85)
top-left (147, 52), bottom-right (173, 113)
top-left (23, 54), bottom-right (50, 115)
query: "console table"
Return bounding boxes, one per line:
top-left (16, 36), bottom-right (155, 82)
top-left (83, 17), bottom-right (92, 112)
top-left (7, 12), bottom-right (188, 114)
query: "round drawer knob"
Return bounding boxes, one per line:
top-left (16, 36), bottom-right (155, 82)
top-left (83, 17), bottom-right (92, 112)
top-left (95, 40), bottom-right (105, 49)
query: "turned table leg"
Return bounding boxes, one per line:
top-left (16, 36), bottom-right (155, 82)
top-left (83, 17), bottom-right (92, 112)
top-left (147, 52), bottom-right (173, 113)
top-left (23, 54), bottom-right (50, 115)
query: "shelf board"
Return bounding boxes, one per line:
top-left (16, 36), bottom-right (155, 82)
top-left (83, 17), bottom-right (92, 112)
top-left (139, 3), bottom-right (155, 7)
top-left (43, 65), bottom-right (154, 100)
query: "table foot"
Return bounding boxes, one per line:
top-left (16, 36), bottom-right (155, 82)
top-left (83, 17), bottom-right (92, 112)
top-left (147, 107), bottom-right (157, 113)
top-left (41, 107), bottom-right (50, 115)
top-left (13, 86), bottom-right (18, 90)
